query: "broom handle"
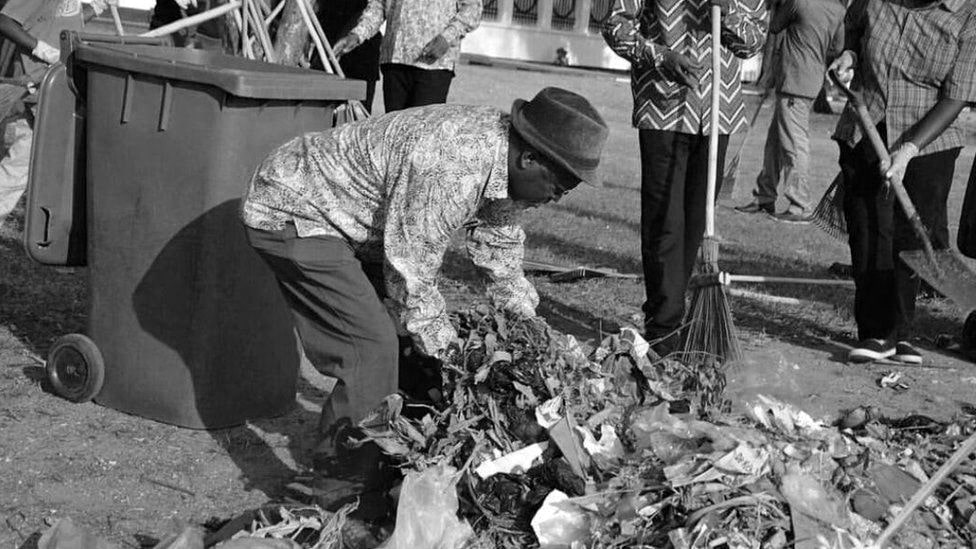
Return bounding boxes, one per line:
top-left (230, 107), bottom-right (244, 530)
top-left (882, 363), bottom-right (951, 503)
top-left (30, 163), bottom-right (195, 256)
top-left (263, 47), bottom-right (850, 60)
top-left (705, 4), bottom-right (722, 239)
top-left (301, 0), bottom-right (347, 78)
top-left (828, 70), bottom-right (938, 267)
top-left (729, 275), bottom-right (854, 286)
top-left (140, 1), bottom-right (242, 38)
top-left (109, 5), bottom-right (125, 36)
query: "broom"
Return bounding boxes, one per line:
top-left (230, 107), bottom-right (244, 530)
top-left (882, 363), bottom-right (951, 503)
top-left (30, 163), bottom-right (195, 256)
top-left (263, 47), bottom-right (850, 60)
top-left (682, 4), bottom-right (742, 364)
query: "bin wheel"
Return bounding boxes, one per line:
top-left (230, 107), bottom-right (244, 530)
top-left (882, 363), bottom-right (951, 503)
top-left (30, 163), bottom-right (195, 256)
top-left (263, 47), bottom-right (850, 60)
top-left (47, 334), bottom-right (105, 403)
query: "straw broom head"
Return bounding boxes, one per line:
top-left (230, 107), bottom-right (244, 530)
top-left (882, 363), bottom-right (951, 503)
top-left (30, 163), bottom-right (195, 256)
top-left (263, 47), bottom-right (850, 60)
top-left (683, 235), bottom-right (743, 365)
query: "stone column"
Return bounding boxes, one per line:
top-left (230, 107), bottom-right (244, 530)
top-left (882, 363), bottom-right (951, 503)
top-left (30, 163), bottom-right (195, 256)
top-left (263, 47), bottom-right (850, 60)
top-left (498, 0), bottom-right (514, 25)
top-left (537, 0), bottom-right (554, 30)
top-left (574, 0), bottom-right (592, 33)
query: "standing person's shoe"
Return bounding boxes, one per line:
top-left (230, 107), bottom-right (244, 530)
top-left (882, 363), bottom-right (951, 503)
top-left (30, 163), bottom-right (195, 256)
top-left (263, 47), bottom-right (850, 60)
top-left (849, 339), bottom-right (895, 363)
top-left (771, 211), bottom-right (813, 224)
top-left (892, 341), bottom-right (923, 365)
top-left (735, 201), bottom-right (774, 215)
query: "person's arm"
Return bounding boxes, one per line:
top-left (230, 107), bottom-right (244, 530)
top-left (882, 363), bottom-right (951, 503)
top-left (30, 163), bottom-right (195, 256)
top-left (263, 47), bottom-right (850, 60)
top-left (828, 0), bottom-right (867, 82)
top-left (441, 0), bottom-right (482, 45)
top-left (602, 0), bottom-right (704, 88)
top-left (885, 19), bottom-right (976, 182)
top-left (465, 222), bottom-right (539, 319)
top-left (713, 0), bottom-right (768, 59)
top-left (825, 13), bottom-right (845, 63)
top-left (602, 0), bottom-right (661, 67)
top-left (0, 14), bottom-right (37, 51)
top-left (418, 0), bottom-right (482, 63)
top-left (382, 143), bottom-right (494, 357)
top-left (0, 13), bottom-right (59, 65)
top-left (335, 0), bottom-right (384, 55)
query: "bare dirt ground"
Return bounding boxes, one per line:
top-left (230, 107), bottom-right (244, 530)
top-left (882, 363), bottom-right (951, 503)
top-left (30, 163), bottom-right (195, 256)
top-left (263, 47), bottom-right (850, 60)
top-left (2, 60), bottom-right (975, 548)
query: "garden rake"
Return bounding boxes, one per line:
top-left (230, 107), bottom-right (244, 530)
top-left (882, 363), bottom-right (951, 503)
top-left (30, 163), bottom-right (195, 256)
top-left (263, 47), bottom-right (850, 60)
top-left (683, 4), bottom-right (743, 364)
top-left (811, 172), bottom-right (847, 242)
top-left (829, 70), bottom-right (976, 315)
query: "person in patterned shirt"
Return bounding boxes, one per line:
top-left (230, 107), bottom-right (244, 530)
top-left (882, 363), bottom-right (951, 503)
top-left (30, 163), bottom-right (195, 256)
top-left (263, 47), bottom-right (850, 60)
top-left (241, 87), bottom-right (607, 513)
top-left (0, 0), bottom-right (84, 224)
top-left (333, 0), bottom-right (482, 112)
top-left (828, 0), bottom-right (976, 365)
top-left (603, 0), bottom-right (767, 357)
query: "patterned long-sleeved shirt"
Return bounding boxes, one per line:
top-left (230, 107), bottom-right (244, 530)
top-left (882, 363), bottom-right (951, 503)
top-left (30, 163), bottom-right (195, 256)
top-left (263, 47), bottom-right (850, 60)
top-left (832, 0), bottom-right (976, 154)
top-left (603, 0), bottom-right (767, 134)
top-left (241, 106), bottom-right (538, 356)
top-left (350, 0), bottom-right (482, 71)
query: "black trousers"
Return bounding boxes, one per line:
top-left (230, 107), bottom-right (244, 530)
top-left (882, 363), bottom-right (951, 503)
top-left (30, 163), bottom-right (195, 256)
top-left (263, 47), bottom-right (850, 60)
top-left (639, 129), bottom-right (729, 346)
top-left (245, 225), bottom-right (398, 435)
top-left (839, 130), bottom-right (960, 341)
top-left (381, 63), bottom-right (454, 112)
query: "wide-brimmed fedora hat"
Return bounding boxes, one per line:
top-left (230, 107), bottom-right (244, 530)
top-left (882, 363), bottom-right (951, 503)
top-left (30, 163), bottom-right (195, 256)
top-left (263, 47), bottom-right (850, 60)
top-left (511, 87), bottom-right (609, 187)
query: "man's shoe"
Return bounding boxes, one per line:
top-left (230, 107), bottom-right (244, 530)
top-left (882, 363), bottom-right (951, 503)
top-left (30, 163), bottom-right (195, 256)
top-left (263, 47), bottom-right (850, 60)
top-left (771, 211), bottom-right (813, 224)
top-left (892, 341), bottom-right (923, 365)
top-left (735, 201), bottom-right (774, 215)
top-left (849, 338), bottom-right (895, 363)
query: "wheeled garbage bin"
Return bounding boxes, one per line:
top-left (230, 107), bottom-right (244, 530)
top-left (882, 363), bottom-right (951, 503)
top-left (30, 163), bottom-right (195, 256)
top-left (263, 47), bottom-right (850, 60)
top-left (25, 35), bottom-right (365, 429)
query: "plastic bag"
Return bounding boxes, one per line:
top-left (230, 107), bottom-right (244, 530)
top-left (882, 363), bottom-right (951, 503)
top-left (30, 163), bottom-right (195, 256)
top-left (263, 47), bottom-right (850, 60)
top-left (379, 465), bottom-right (473, 549)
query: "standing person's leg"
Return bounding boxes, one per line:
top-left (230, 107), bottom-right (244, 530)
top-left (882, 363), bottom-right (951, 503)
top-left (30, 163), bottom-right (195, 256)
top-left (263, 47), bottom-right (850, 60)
top-left (245, 226), bottom-right (398, 443)
top-left (778, 94), bottom-right (812, 217)
top-left (0, 115), bottom-right (33, 222)
top-left (743, 93), bottom-right (784, 213)
top-left (684, 132), bottom-right (730, 278)
top-left (889, 147), bottom-right (959, 362)
top-left (381, 64), bottom-right (414, 113)
top-left (407, 68), bottom-right (454, 108)
top-left (840, 135), bottom-right (897, 360)
top-left (639, 129), bottom-right (690, 355)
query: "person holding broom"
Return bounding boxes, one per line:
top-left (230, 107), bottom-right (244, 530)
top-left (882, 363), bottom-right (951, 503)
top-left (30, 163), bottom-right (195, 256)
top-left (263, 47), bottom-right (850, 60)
top-left (829, 0), bottom-right (976, 364)
top-left (602, 0), bottom-right (767, 357)
top-left (240, 87), bottom-right (608, 517)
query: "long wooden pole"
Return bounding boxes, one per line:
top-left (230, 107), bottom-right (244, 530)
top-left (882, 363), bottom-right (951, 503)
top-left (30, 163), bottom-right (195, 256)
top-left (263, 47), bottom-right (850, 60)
top-left (109, 5), bottom-right (125, 36)
top-left (140, 1), bottom-right (242, 38)
top-left (873, 432), bottom-right (976, 548)
top-left (705, 4), bottom-right (722, 242)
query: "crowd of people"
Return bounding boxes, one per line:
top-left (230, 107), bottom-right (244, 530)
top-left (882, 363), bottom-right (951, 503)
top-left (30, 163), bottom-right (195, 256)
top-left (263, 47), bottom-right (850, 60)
top-left (0, 0), bottom-right (975, 525)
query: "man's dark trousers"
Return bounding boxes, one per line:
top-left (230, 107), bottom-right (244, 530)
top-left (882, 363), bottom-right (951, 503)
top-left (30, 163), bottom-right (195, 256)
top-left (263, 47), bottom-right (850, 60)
top-left (839, 128), bottom-right (959, 341)
top-left (381, 63), bottom-right (454, 112)
top-left (639, 129), bottom-right (729, 349)
top-left (245, 225), bottom-right (398, 435)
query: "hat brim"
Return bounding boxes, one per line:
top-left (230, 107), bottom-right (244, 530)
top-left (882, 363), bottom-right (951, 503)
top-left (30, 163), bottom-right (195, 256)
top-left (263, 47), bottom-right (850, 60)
top-left (510, 98), bottom-right (602, 188)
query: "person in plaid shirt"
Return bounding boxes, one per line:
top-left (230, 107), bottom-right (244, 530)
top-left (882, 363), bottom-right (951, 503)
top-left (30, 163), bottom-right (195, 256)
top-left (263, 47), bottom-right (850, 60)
top-left (829, 0), bottom-right (976, 365)
top-left (603, 0), bottom-right (767, 356)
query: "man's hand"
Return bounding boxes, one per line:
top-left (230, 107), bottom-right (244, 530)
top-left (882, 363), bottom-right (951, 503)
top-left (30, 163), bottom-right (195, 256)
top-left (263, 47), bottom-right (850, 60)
top-left (31, 41), bottom-right (60, 65)
top-left (333, 34), bottom-right (362, 58)
top-left (881, 142), bottom-right (919, 188)
top-left (418, 35), bottom-right (450, 63)
top-left (660, 49), bottom-right (703, 89)
top-left (175, 0), bottom-right (198, 8)
top-left (710, 0), bottom-right (732, 16)
top-left (828, 50), bottom-right (856, 86)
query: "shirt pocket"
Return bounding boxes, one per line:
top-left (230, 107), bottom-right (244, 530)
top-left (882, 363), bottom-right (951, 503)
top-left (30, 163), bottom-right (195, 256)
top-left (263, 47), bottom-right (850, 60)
top-left (906, 30), bottom-right (956, 84)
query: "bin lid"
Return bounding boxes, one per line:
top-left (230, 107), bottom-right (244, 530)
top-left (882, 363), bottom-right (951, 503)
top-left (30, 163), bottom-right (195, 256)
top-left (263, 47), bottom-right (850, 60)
top-left (74, 43), bottom-right (366, 101)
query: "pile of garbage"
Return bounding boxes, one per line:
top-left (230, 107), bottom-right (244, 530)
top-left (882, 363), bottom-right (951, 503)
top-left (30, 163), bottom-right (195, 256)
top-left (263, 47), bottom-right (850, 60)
top-left (354, 306), bottom-right (976, 549)
top-left (35, 306), bottom-right (976, 548)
